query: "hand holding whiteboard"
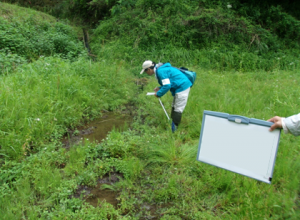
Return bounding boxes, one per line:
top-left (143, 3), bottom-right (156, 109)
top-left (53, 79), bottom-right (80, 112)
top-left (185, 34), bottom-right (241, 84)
top-left (197, 111), bottom-right (281, 184)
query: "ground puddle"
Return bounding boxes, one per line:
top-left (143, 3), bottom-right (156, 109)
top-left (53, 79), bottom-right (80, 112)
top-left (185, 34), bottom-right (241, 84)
top-left (62, 111), bottom-right (131, 148)
top-left (66, 112), bottom-right (131, 207)
top-left (72, 173), bottom-right (122, 208)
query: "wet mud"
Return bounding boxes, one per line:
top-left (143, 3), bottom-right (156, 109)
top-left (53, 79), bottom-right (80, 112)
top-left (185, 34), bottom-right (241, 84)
top-left (135, 77), bottom-right (149, 91)
top-left (67, 109), bottom-right (168, 217)
top-left (138, 202), bottom-right (172, 220)
top-left (66, 111), bottom-right (131, 207)
top-left (72, 173), bottom-right (123, 208)
top-left (62, 111), bottom-right (131, 148)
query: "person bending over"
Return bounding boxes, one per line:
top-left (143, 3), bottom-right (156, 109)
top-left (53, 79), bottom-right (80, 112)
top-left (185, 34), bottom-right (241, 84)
top-left (140, 60), bottom-right (192, 132)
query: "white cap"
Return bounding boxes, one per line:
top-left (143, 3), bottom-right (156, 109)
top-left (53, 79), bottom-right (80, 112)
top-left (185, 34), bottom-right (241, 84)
top-left (140, 60), bottom-right (154, 74)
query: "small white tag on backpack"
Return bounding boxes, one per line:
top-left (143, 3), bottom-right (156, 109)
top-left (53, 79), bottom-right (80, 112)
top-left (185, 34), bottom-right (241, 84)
top-left (162, 78), bottom-right (170, 85)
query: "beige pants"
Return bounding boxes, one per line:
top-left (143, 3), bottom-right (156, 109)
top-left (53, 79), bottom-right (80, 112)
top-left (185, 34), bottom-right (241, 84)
top-left (172, 87), bottom-right (190, 113)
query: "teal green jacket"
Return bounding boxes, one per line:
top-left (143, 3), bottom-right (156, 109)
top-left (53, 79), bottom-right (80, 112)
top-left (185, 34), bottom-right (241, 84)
top-left (156, 63), bottom-right (192, 97)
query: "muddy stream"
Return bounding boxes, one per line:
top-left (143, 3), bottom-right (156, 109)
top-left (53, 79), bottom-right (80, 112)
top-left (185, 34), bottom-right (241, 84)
top-left (62, 111), bottom-right (131, 148)
top-left (65, 112), bottom-right (130, 208)
top-left (65, 111), bottom-right (165, 219)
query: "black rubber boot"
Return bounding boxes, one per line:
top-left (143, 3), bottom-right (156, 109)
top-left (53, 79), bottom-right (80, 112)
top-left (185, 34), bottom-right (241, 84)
top-left (171, 109), bottom-right (182, 126)
top-left (171, 107), bottom-right (175, 121)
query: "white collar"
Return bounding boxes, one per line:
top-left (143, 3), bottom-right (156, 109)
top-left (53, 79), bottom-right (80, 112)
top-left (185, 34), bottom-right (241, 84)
top-left (154, 62), bottom-right (163, 79)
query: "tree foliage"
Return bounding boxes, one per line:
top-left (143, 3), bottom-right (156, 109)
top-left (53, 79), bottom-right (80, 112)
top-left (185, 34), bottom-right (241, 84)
top-left (91, 0), bottom-right (300, 52)
top-left (2, 0), bottom-right (299, 72)
top-left (88, 0), bottom-right (300, 72)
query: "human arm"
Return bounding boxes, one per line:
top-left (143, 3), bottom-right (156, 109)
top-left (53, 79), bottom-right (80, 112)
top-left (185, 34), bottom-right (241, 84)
top-left (156, 83), bottom-right (171, 97)
top-left (156, 71), bottom-right (171, 97)
top-left (268, 113), bottom-right (300, 136)
top-left (282, 113), bottom-right (300, 136)
top-left (155, 65), bottom-right (174, 97)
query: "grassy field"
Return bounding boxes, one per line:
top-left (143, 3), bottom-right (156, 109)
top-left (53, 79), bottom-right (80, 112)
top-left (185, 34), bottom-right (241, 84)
top-left (1, 60), bottom-right (299, 219)
top-left (1, 1), bottom-right (300, 219)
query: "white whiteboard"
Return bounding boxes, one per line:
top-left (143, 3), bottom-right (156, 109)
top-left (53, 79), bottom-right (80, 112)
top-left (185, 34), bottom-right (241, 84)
top-left (197, 111), bottom-right (281, 184)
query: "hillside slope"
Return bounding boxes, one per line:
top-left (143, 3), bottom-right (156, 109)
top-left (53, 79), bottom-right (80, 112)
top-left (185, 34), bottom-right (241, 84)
top-left (0, 2), bottom-right (85, 74)
top-left (89, 0), bottom-right (300, 72)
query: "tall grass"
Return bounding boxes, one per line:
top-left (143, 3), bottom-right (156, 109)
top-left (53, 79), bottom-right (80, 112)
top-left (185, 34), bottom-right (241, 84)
top-left (0, 56), bottom-right (135, 159)
top-left (91, 42), bottom-right (300, 73)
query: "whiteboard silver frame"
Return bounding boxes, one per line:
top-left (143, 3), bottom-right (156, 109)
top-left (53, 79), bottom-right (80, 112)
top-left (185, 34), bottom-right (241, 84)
top-left (197, 110), bottom-right (281, 184)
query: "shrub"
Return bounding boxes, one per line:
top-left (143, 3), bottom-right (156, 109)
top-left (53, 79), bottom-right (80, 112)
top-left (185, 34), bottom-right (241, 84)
top-left (0, 50), bottom-right (27, 74)
top-left (0, 16), bottom-right (85, 62)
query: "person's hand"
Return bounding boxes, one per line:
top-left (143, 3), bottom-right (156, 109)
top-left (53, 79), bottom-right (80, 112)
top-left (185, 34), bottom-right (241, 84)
top-left (154, 87), bottom-right (160, 92)
top-left (154, 93), bottom-right (158, 98)
top-left (267, 116), bottom-right (283, 131)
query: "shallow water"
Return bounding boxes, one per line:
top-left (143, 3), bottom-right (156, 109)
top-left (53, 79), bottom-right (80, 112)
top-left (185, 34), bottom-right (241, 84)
top-left (72, 173), bottom-right (122, 208)
top-left (85, 183), bottom-right (118, 208)
top-left (81, 112), bottom-right (130, 142)
top-left (62, 111), bottom-right (131, 148)
top-left (67, 112), bottom-right (169, 217)
top-left (67, 112), bottom-right (131, 207)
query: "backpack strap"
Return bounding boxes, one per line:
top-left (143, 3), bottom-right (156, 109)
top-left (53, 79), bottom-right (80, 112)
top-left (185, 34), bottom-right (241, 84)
top-left (173, 66), bottom-right (188, 73)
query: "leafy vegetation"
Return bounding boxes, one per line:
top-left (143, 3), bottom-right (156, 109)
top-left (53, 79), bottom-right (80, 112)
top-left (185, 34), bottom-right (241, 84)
top-left (0, 0), bottom-right (300, 219)
top-left (89, 0), bottom-right (300, 72)
top-left (0, 2), bottom-right (85, 73)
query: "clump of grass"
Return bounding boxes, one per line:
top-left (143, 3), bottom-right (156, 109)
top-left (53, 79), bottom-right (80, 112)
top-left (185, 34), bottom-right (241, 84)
top-left (146, 140), bottom-right (197, 168)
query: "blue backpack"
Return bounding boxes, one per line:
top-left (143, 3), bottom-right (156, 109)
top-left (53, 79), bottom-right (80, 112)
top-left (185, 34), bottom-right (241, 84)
top-left (175, 67), bottom-right (197, 87)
